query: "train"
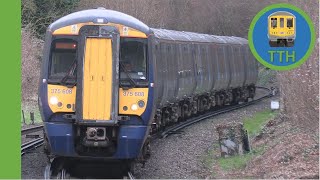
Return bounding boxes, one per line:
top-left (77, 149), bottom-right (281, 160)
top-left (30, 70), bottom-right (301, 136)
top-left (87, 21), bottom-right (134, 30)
top-left (38, 8), bottom-right (258, 177)
top-left (268, 11), bottom-right (296, 47)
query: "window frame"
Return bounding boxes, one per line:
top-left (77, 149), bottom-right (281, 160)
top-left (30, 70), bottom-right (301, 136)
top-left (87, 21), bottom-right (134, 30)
top-left (48, 36), bottom-right (79, 84)
top-left (287, 18), bottom-right (293, 28)
top-left (119, 37), bottom-right (149, 86)
top-left (280, 18), bottom-right (284, 28)
top-left (271, 18), bottom-right (277, 28)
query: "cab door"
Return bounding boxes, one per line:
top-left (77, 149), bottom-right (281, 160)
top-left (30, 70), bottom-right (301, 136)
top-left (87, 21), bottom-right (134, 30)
top-left (82, 38), bottom-right (113, 120)
top-left (279, 17), bottom-right (286, 36)
top-left (76, 26), bottom-right (119, 124)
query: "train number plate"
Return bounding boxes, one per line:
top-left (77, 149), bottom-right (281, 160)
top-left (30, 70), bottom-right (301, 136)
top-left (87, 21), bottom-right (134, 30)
top-left (123, 91), bottom-right (144, 96)
top-left (51, 89), bottom-right (72, 94)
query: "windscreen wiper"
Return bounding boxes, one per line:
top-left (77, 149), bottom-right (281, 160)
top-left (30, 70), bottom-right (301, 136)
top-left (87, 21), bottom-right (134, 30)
top-left (119, 61), bottom-right (137, 88)
top-left (60, 60), bottom-right (77, 88)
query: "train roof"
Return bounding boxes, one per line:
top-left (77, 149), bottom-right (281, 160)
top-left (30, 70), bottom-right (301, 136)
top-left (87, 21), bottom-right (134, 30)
top-left (48, 8), bottom-right (151, 34)
top-left (48, 8), bottom-right (247, 44)
top-left (151, 28), bottom-right (247, 44)
top-left (269, 11), bottom-right (295, 17)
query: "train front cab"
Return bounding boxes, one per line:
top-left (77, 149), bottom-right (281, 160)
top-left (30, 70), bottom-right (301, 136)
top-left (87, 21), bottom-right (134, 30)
top-left (39, 21), bottom-right (154, 160)
top-left (268, 11), bottom-right (296, 47)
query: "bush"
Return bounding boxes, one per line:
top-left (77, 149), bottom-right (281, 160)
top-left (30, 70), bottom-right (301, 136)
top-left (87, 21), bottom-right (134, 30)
top-left (277, 0), bottom-right (319, 134)
top-left (21, 28), bottom-right (43, 102)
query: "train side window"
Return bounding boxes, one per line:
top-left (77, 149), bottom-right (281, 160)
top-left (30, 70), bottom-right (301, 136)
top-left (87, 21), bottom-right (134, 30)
top-left (287, 18), bottom-right (293, 28)
top-left (271, 18), bottom-right (277, 28)
top-left (280, 18), bottom-right (284, 28)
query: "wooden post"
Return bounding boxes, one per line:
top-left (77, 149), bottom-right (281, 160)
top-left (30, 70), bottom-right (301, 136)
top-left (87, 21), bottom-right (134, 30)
top-left (22, 110), bottom-right (26, 124)
top-left (30, 112), bottom-right (34, 125)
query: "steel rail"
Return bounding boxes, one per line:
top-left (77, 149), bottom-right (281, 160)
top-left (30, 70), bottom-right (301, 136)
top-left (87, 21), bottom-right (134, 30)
top-left (128, 172), bottom-right (135, 180)
top-left (123, 172), bottom-right (135, 180)
top-left (21, 125), bottom-right (44, 135)
top-left (21, 137), bottom-right (44, 156)
top-left (159, 87), bottom-right (273, 138)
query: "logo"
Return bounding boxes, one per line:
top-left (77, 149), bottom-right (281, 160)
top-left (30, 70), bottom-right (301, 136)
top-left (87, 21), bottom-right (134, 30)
top-left (248, 3), bottom-right (316, 70)
top-left (123, 26), bottom-right (129, 36)
top-left (71, 25), bottom-right (78, 34)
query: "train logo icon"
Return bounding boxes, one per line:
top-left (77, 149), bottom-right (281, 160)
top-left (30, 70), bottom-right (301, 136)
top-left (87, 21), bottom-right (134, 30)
top-left (268, 11), bottom-right (296, 47)
top-left (249, 3), bottom-right (316, 70)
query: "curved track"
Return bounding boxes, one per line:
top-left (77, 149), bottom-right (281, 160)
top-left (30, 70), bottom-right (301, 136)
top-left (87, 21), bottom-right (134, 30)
top-left (158, 86), bottom-right (272, 138)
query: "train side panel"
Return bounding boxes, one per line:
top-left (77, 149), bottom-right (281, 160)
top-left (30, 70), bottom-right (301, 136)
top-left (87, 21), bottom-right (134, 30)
top-left (167, 43), bottom-right (178, 102)
top-left (217, 45), bottom-right (231, 90)
top-left (184, 44), bottom-right (197, 97)
top-left (176, 44), bottom-right (188, 99)
top-left (207, 44), bottom-right (216, 92)
top-left (235, 46), bottom-right (246, 87)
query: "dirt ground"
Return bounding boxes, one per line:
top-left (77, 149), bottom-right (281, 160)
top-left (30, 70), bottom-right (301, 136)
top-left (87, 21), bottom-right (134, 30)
top-left (210, 114), bottom-right (319, 179)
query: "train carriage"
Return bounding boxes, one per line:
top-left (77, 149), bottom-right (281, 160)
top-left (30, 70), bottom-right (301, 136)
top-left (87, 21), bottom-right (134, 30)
top-left (150, 30), bottom-right (257, 127)
top-left (39, 8), bottom-right (258, 177)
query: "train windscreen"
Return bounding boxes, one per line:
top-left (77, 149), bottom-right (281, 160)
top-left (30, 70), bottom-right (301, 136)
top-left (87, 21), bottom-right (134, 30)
top-left (271, 18), bottom-right (277, 28)
top-left (120, 38), bottom-right (147, 83)
top-left (287, 18), bottom-right (293, 28)
top-left (49, 40), bottom-right (77, 81)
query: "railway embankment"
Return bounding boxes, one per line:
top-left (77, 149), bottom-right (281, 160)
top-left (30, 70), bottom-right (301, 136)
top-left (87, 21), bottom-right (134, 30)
top-left (133, 90), bottom-right (273, 178)
top-left (206, 110), bottom-right (319, 179)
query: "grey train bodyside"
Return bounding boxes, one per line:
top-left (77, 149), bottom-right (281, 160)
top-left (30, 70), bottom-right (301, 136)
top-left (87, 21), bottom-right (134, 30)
top-left (149, 29), bottom-right (258, 109)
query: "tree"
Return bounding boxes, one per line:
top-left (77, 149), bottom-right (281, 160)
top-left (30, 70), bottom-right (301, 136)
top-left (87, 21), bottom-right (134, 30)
top-left (21, 0), bottom-right (80, 38)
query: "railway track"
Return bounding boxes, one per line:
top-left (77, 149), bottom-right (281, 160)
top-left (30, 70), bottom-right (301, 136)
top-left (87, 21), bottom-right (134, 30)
top-left (159, 86), bottom-right (272, 138)
top-left (21, 125), bottom-right (44, 156)
top-left (123, 172), bottom-right (135, 179)
top-left (21, 137), bottom-right (44, 156)
top-left (21, 125), bottom-right (44, 135)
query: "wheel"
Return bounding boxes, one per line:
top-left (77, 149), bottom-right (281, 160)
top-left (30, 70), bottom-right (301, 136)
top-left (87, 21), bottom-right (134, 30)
top-left (269, 40), bottom-right (277, 47)
top-left (123, 161), bottom-right (135, 175)
top-left (279, 40), bottom-right (286, 47)
top-left (287, 41), bottom-right (294, 47)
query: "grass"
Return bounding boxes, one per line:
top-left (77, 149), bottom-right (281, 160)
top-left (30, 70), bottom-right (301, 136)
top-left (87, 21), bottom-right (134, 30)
top-left (217, 146), bottom-right (265, 171)
top-left (202, 144), bottom-right (267, 175)
top-left (202, 110), bottom-right (276, 174)
top-left (201, 144), bottom-right (219, 177)
top-left (202, 148), bottom-right (215, 169)
top-left (218, 152), bottom-right (253, 171)
top-left (244, 110), bottom-right (276, 137)
top-left (21, 103), bottom-right (42, 125)
top-left (216, 110), bottom-right (276, 171)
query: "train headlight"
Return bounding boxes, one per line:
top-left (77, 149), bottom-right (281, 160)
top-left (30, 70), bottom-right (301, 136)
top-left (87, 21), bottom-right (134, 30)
top-left (49, 96), bottom-right (58, 105)
top-left (131, 104), bottom-right (138, 111)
